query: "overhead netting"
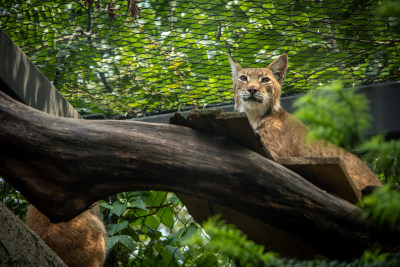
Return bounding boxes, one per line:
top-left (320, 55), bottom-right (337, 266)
top-left (1, 0), bottom-right (399, 117)
top-left (1, 1), bottom-right (400, 265)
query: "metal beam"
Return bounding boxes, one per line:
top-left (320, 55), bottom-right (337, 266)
top-left (0, 29), bottom-right (80, 119)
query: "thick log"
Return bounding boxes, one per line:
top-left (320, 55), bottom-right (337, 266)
top-left (0, 90), bottom-right (398, 259)
top-left (177, 193), bottom-right (318, 259)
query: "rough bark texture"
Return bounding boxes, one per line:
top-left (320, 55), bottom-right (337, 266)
top-left (0, 90), bottom-right (398, 259)
top-left (0, 202), bottom-right (66, 266)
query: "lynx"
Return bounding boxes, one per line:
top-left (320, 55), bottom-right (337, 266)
top-left (26, 204), bottom-right (106, 267)
top-left (228, 54), bottom-right (381, 192)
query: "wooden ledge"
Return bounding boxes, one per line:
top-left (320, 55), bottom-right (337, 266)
top-left (169, 109), bottom-right (272, 159)
top-left (277, 157), bottom-right (361, 204)
top-left (170, 109), bottom-right (361, 204)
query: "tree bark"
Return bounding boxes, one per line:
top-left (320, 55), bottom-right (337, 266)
top-left (0, 90), bottom-right (398, 259)
top-left (0, 201), bottom-right (66, 266)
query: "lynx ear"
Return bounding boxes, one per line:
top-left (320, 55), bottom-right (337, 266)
top-left (228, 54), bottom-right (243, 79)
top-left (268, 54), bottom-right (288, 84)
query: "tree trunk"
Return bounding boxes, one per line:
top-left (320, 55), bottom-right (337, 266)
top-left (0, 90), bottom-right (398, 259)
top-left (0, 201), bottom-right (66, 266)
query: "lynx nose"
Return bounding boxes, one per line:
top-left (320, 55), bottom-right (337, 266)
top-left (248, 86), bottom-right (258, 95)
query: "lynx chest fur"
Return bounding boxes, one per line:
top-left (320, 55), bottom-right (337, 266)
top-left (228, 54), bottom-right (381, 192)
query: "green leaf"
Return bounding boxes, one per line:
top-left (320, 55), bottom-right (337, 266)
top-left (99, 201), bottom-right (127, 217)
top-left (165, 245), bottom-right (185, 261)
top-left (145, 215), bottom-right (160, 230)
top-left (164, 227), bottom-right (186, 246)
top-left (159, 246), bottom-right (173, 264)
top-left (157, 206), bottom-right (175, 228)
top-left (107, 221), bottom-right (129, 236)
top-left (131, 196), bottom-right (147, 210)
top-left (198, 251), bottom-right (218, 266)
top-left (106, 235), bottom-right (136, 251)
top-left (167, 194), bottom-right (180, 205)
top-left (179, 224), bottom-right (199, 244)
top-left (147, 191), bottom-right (168, 206)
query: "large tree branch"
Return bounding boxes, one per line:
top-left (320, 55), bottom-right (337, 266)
top-left (0, 90), bottom-right (398, 259)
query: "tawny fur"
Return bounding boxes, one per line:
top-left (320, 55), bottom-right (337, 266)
top-left (26, 204), bottom-right (106, 267)
top-left (228, 54), bottom-right (382, 192)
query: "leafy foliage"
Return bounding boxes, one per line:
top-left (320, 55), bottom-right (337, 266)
top-left (100, 191), bottom-right (204, 266)
top-left (377, 0), bottom-right (400, 18)
top-left (183, 215), bottom-right (279, 266)
top-left (363, 185), bottom-right (400, 229)
top-left (357, 136), bottom-right (400, 183)
top-left (0, 178), bottom-right (28, 220)
top-left (293, 82), bottom-right (371, 150)
top-left (1, 0), bottom-right (399, 117)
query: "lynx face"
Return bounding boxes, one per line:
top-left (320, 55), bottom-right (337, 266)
top-left (228, 54), bottom-right (288, 127)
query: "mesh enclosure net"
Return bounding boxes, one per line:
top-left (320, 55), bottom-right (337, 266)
top-left (1, 0), bottom-right (399, 118)
top-left (1, 0), bottom-right (400, 265)
top-left (101, 191), bottom-right (207, 266)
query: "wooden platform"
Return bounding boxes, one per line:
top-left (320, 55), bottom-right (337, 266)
top-left (169, 109), bottom-right (361, 204)
top-left (169, 109), bottom-right (272, 159)
top-left (276, 157), bottom-right (360, 203)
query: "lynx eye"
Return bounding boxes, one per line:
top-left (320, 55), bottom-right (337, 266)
top-left (261, 77), bottom-right (271, 83)
top-left (239, 75), bottom-right (248, 82)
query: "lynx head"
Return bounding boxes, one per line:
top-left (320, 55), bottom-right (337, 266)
top-left (228, 54), bottom-right (288, 126)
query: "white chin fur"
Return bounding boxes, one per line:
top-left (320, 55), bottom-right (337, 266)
top-left (239, 101), bottom-right (267, 128)
top-left (238, 101), bottom-right (280, 128)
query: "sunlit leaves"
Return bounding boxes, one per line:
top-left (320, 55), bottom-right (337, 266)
top-left (293, 82), bottom-right (371, 150)
top-left (2, 1), bottom-right (398, 117)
